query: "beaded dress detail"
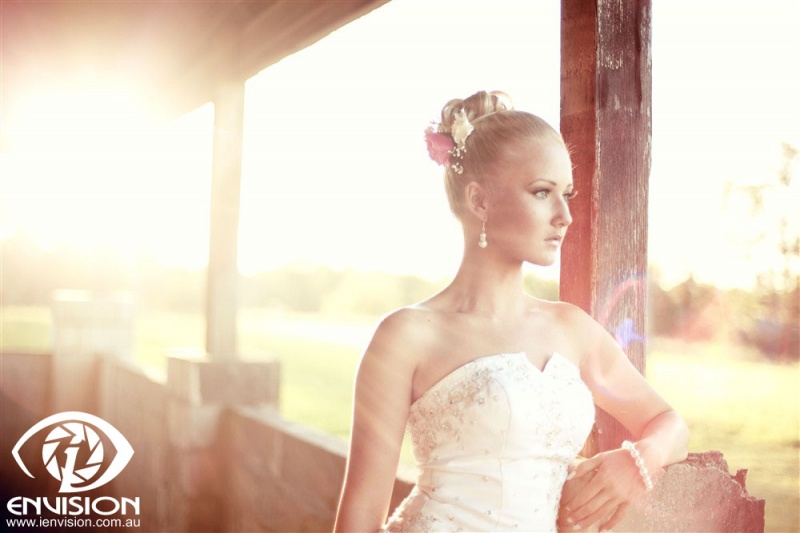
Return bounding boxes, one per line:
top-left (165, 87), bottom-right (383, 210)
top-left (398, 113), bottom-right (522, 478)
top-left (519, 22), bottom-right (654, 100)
top-left (383, 352), bottom-right (594, 532)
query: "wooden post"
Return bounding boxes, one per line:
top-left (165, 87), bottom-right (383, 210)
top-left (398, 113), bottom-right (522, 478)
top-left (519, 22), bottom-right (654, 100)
top-left (206, 80), bottom-right (245, 361)
top-left (560, 0), bottom-right (652, 453)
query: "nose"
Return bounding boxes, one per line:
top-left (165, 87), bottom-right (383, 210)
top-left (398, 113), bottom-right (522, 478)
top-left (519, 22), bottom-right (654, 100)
top-left (555, 197), bottom-right (573, 227)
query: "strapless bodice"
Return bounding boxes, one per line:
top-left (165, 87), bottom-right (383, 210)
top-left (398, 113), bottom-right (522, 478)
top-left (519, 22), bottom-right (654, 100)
top-left (384, 352), bottom-right (595, 532)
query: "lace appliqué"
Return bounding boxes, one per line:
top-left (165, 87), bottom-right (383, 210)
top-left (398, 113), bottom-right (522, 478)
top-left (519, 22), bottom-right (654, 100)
top-left (538, 357), bottom-right (594, 460)
top-left (383, 511), bottom-right (438, 533)
top-left (407, 358), bottom-right (498, 463)
top-left (383, 488), bottom-right (441, 533)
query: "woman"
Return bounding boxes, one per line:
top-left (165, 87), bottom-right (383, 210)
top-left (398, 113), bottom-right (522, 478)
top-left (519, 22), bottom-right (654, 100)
top-left (334, 91), bottom-right (688, 532)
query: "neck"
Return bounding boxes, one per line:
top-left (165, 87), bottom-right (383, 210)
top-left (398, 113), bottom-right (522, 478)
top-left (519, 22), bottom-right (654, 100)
top-left (441, 246), bottom-right (527, 318)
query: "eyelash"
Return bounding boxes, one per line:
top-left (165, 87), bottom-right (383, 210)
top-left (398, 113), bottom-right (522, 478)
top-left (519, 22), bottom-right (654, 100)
top-left (533, 189), bottom-right (579, 201)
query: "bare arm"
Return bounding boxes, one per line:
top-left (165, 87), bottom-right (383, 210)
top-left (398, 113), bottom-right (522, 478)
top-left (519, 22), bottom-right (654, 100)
top-left (560, 307), bottom-right (689, 530)
top-left (581, 316), bottom-right (689, 463)
top-left (334, 311), bottom-right (417, 532)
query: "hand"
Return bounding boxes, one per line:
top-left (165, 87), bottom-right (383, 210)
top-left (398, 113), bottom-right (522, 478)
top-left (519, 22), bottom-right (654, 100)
top-left (558, 449), bottom-right (652, 532)
top-left (558, 458), bottom-right (605, 532)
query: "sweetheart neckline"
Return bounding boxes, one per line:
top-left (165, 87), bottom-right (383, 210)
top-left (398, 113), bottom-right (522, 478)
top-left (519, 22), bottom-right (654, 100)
top-left (410, 352), bottom-right (574, 410)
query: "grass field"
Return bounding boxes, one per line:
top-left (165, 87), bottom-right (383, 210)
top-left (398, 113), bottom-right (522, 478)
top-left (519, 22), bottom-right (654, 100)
top-left (1, 306), bottom-right (798, 532)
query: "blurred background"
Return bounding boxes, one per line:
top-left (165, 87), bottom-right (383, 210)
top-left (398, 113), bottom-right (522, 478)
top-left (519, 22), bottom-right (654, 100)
top-left (1, 1), bottom-right (797, 531)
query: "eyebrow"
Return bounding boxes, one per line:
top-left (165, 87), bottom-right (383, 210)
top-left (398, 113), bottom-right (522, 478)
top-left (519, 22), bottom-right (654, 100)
top-left (529, 179), bottom-right (573, 188)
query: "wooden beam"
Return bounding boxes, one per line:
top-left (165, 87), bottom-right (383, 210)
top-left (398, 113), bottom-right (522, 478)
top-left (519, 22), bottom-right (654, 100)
top-left (560, 0), bottom-right (652, 453)
top-left (206, 80), bottom-right (245, 361)
top-left (153, 0), bottom-right (390, 119)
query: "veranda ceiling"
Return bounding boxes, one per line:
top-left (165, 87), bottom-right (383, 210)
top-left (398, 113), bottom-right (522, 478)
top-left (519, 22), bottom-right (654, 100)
top-left (0, 0), bottom-right (388, 149)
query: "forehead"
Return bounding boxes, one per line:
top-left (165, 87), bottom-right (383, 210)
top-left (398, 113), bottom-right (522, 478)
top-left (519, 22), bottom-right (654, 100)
top-left (499, 137), bottom-right (573, 183)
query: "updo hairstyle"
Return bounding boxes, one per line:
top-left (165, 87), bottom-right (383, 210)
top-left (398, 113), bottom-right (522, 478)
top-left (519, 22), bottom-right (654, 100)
top-left (439, 90), bottom-right (565, 218)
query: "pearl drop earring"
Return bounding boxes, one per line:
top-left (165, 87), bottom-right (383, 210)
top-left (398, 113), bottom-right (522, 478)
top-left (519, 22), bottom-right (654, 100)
top-left (478, 218), bottom-right (488, 249)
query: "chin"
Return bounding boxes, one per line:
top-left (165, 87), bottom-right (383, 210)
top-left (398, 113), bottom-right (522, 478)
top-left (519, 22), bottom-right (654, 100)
top-left (527, 255), bottom-right (557, 267)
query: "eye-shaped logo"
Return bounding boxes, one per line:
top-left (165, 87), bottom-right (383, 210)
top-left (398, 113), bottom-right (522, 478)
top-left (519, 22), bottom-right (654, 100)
top-left (12, 411), bottom-right (134, 493)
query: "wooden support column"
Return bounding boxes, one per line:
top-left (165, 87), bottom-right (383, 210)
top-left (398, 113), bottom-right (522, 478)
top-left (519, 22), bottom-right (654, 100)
top-left (560, 0), bottom-right (652, 453)
top-left (206, 80), bottom-right (245, 361)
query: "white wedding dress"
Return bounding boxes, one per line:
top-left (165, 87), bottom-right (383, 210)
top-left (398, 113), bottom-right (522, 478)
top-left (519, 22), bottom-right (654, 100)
top-left (383, 352), bottom-right (595, 532)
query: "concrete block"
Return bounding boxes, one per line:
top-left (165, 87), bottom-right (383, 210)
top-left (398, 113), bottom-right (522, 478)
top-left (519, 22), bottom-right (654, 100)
top-left (167, 356), bottom-right (208, 404)
top-left (0, 353), bottom-right (51, 415)
top-left (167, 356), bottom-right (280, 407)
top-left (51, 290), bottom-right (136, 361)
top-left (198, 359), bottom-right (280, 405)
top-left (614, 451), bottom-right (765, 532)
top-left (167, 400), bottom-right (222, 449)
top-left (280, 430), bottom-right (347, 510)
top-left (227, 408), bottom-right (283, 477)
top-left (50, 291), bottom-right (136, 412)
top-left (185, 495), bottom-right (223, 532)
top-left (165, 446), bottom-right (219, 497)
top-left (224, 449), bottom-right (269, 533)
top-left (250, 478), bottom-right (332, 533)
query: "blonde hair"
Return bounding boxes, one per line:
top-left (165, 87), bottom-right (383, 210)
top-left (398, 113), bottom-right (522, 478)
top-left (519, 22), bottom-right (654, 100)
top-left (439, 91), bottom-right (565, 218)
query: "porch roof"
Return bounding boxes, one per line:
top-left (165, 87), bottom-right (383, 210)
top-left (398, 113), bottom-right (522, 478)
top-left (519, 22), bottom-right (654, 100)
top-left (0, 0), bottom-right (388, 146)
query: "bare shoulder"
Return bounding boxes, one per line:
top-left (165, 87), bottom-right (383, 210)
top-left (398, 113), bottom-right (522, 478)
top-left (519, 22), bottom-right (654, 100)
top-left (361, 306), bottom-right (439, 370)
top-left (370, 306), bottom-right (438, 347)
top-left (525, 298), bottom-right (609, 365)
top-left (549, 300), bottom-right (599, 331)
top-left (548, 300), bottom-right (631, 371)
top-left (523, 297), bottom-right (596, 332)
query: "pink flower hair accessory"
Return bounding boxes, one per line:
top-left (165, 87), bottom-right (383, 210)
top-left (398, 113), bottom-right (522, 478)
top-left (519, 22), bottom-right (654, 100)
top-left (424, 109), bottom-right (474, 175)
top-left (424, 128), bottom-right (455, 166)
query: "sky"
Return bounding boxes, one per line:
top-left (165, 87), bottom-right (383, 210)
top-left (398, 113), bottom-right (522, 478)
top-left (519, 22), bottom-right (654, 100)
top-left (1, 0), bottom-right (798, 290)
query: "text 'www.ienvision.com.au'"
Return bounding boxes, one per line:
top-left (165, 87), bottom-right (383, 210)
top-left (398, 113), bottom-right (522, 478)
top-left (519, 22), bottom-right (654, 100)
top-left (6, 517), bottom-right (141, 529)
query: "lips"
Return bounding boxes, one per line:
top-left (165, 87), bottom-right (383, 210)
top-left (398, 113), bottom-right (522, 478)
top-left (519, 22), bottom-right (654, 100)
top-left (545, 235), bottom-right (563, 245)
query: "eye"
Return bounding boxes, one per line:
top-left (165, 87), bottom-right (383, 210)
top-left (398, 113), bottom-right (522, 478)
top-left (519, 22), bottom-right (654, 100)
top-left (564, 190), bottom-right (578, 202)
top-left (12, 412), bottom-right (134, 494)
top-left (533, 189), bottom-right (550, 199)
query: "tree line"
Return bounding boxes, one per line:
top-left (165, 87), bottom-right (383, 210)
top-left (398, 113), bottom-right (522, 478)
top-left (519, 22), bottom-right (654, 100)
top-left (1, 234), bottom-right (796, 360)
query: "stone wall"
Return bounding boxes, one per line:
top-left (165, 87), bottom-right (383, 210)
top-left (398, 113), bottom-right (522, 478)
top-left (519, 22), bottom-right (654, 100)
top-left (220, 406), bottom-right (414, 532)
top-left (97, 357), bottom-right (172, 532)
top-left (0, 345), bottom-right (410, 532)
top-left (0, 352), bottom-right (52, 504)
top-left (0, 350), bottom-right (767, 532)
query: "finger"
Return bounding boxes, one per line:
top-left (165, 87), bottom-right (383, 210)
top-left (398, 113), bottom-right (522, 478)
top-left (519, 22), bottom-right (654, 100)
top-left (562, 474), bottom-right (602, 513)
top-left (599, 502), bottom-right (629, 532)
top-left (569, 491), bottom-right (614, 525)
top-left (572, 500), bottom-right (617, 531)
top-left (560, 468), bottom-right (596, 511)
top-left (571, 454), bottom-right (602, 478)
top-left (566, 459), bottom-right (626, 513)
top-left (556, 515), bottom-right (574, 531)
top-left (569, 455), bottom-right (587, 469)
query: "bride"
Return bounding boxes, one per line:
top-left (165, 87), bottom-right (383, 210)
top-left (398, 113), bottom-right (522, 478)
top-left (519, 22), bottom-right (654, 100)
top-left (334, 91), bottom-right (689, 532)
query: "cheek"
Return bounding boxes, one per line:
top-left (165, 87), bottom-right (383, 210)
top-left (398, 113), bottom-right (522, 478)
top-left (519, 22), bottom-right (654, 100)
top-left (493, 201), bottom-right (542, 235)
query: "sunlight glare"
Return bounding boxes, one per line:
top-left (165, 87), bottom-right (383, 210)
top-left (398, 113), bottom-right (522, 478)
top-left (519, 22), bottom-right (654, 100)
top-left (2, 82), bottom-right (213, 269)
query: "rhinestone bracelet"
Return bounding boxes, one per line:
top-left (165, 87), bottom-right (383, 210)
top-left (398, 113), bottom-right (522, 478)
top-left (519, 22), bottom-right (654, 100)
top-left (622, 440), bottom-right (654, 492)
